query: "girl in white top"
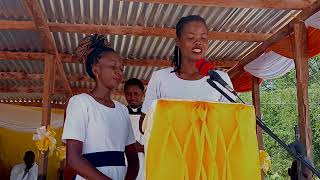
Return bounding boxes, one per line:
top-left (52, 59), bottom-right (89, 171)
top-left (140, 15), bottom-right (235, 133)
top-left (62, 34), bottom-right (139, 180)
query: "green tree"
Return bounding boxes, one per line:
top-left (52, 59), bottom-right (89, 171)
top-left (239, 56), bottom-right (320, 179)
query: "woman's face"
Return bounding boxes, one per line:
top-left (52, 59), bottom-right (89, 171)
top-left (176, 21), bottom-right (208, 62)
top-left (93, 51), bottom-right (124, 90)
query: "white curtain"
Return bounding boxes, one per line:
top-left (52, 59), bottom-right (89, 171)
top-left (0, 103), bottom-right (64, 132)
top-left (305, 10), bottom-right (320, 29)
top-left (244, 51), bottom-right (295, 80)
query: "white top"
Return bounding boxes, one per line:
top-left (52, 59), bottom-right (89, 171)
top-left (128, 114), bottom-right (143, 144)
top-left (142, 67), bottom-right (236, 113)
top-left (128, 114), bottom-right (145, 180)
top-left (10, 163), bottom-right (38, 180)
top-left (62, 93), bottom-right (136, 180)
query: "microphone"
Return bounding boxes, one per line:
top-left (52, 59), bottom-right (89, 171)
top-left (195, 59), bottom-right (237, 95)
top-left (195, 58), bottom-right (215, 76)
top-left (209, 71), bottom-right (237, 95)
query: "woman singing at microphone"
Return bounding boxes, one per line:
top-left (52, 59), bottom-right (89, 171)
top-left (139, 15), bottom-right (236, 133)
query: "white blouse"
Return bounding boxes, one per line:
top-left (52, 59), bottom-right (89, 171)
top-left (62, 93), bottom-right (136, 180)
top-left (142, 67), bottom-right (236, 113)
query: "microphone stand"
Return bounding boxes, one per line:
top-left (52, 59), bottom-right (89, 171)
top-left (207, 78), bottom-right (320, 178)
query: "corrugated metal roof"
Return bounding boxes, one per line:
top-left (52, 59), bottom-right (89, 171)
top-left (45, 1), bottom-right (299, 61)
top-left (0, 30), bottom-right (44, 52)
top-left (0, 0), bottom-right (302, 105)
top-left (0, 79), bottom-right (42, 87)
top-left (0, 59), bottom-right (44, 73)
top-left (0, 0), bottom-right (31, 21)
top-left (0, 93), bottom-right (43, 102)
top-left (53, 32), bottom-right (260, 60)
top-left (40, 0), bottom-right (298, 34)
top-left (0, 0), bottom-right (300, 57)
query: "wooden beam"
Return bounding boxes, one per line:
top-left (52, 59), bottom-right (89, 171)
top-left (251, 76), bottom-right (265, 179)
top-left (23, 0), bottom-right (56, 53)
top-left (0, 20), bottom-right (271, 42)
top-left (0, 72), bottom-right (42, 80)
top-left (37, 55), bottom-right (54, 180)
top-left (23, 0), bottom-right (73, 95)
top-left (0, 51), bottom-right (238, 68)
top-left (297, 0), bottom-right (320, 20)
top-left (293, 21), bottom-right (313, 160)
top-left (252, 76), bottom-right (264, 149)
top-left (0, 20), bottom-right (35, 30)
top-left (228, 0), bottom-right (320, 78)
top-left (251, 76), bottom-right (266, 180)
top-left (0, 51), bottom-right (47, 60)
top-left (49, 22), bottom-right (270, 42)
top-left (0, 71), bottom-right (150, 85)
top-left (125, 0), bottom-right (315, 9)
top-left (42, 55), bottom-right (55, 125)
top-left (0, 86), bottom-right (124, 96)
top-left (0, 86), bottom-right (87, 94)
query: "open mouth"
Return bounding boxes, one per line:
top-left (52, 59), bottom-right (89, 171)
top-left (192, 48), bottom-right (202, 53)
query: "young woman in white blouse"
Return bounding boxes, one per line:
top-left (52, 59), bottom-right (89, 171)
top-left (62, 34), bottom-right (139, 180)
top-left (139, 15), bottom-right (235, 133)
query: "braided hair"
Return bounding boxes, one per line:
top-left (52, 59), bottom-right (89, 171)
top-left (172, 15), bottom-right (207, 73)
top-left (75, 34), bottom-right (115, 79)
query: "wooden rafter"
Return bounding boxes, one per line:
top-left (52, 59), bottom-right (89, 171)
top-left (228, 0), bottom-right (320, 78)
top-left (0, 51), bottom-right (47, 60)
top-left (297, 0), bottom-right (320, 20)
top-left (0, 86), bottom-right (85, 94)
top-left (23, 0), bottom-right (72, 95)
top-left (0, 20), bottom-right (271, 42)
top-left (0, 72), bottom-right (42, 80)
top-left (0, 51), bottom-right (238, 68)
top-left (0, 72), bottom-right (149, 85)
top-left (125, 0), bottom-right (316, 10)
top-left (49, 23), bottom-right (270, 42)
top-left (0, 20), bottom-right (35, 30)
top-left (0, 86), bottom-right (123, 96)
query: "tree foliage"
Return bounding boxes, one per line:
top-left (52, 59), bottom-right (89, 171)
top-left (239, 56), bottom-right (320, 179)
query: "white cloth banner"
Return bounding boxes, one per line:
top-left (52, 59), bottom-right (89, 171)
top-left (305, 10), bottom-right (320, 29)
top-left (244, 51), bottom-right (295, 80)
top-left (0, 103), bottom-right (64, 132)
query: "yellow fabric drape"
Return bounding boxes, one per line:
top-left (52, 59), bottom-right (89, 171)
top-left (0, 127), bottom-right (63, 180)
top-left (145, 100), bottom-right (261, 180)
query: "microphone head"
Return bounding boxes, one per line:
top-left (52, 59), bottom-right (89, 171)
top-left (208, 70), bottom-right (229, 88)
top-left (208, 70), bottom-right (221, 80)
top-left (195, 58), bottom-right (215, 76)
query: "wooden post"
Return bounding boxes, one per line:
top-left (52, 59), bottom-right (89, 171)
top-left (38, 55), bottom-right (55, 180)
top-left (252, 76), bottom-right (265, 179)
top-left (252, 76), bottom-right (264, 149)
top-left (293, 21), bottom-right (313, 160)
top-left (58, 104), bottom-right (67, 180)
